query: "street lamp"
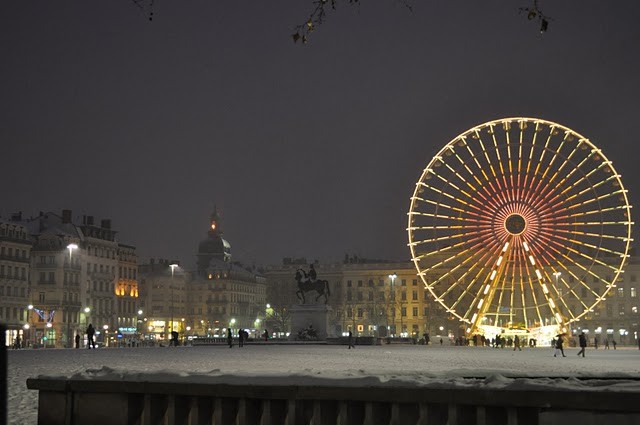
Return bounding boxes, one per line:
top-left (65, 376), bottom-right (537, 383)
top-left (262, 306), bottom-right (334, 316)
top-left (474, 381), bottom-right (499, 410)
top-left (388, 273), bottom-right (397, 336)
top-left (103, 324), bottom-right (109, 347)
top-left (169, 264), bottom-right (179, 335)
top-left (67, 243), bottom-right (78, 262)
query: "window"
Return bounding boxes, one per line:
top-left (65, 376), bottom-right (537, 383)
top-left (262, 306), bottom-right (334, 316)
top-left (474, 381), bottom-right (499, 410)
top-left (412, 307), bottom-right (418, 317)
top-left (357, 308), bottom-right (363, 318)
top-left (412, 291), bottom-right (418, 301)
top-left (401, 279), bottom-right (406, 286)
top-left (632, 306), bottom-right (638, 314)
top-left (347, 280), bottom-right (352, 287)
top-left (401, 307), bottom-right (407, 317)
top-left (423, 307), bottom-right (429, 316)
top-left (618, 287), bottom-right (625, 298)
top-left (39, 272), bottom-right (45, 283)
top-left (39, 292), bottom-right (45, 302)
top-left (357, 292), bottom-right (363, 301)
top-left (357, 280), bottom-right (363, 287)
top-left (401, 291), bottom-right (406, 301)
top-left (424, 291), bottom-right (429, 301)
top-left (581, 287), bottom-right (588, 297)
top-left (631, 287), bottom-right (637, 298)
top-left (413, 279), bottom-right (418, 286)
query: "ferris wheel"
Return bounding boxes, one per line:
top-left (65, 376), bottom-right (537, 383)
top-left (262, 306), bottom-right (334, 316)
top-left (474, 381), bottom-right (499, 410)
top-left (407, 118), bottom-right (633, 337)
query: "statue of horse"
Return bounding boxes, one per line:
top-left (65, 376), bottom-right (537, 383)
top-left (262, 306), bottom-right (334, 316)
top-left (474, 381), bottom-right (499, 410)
top-left (295, 268), bottom-right (331, 304)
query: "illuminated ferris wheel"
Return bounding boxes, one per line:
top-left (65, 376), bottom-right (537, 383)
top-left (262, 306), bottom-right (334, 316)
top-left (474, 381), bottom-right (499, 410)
top-left (407, 118), bottom-right (633, 337)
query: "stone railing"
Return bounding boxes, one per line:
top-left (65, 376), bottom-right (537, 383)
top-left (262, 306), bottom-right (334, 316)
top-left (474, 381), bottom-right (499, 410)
top-left (26, 374), bottom-right (640, 425)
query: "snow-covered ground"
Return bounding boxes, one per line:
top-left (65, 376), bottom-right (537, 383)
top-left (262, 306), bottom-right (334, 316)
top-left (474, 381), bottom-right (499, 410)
top-left (7, 343), bottom-right (640, 425)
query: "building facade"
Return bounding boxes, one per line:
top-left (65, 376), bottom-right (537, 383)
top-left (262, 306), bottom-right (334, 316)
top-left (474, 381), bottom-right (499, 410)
top-left (0, 215), bottom-right (32, 347)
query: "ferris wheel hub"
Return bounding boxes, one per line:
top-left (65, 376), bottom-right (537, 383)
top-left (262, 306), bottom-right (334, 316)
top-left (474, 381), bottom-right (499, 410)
top-left (505, 214), bottom-right (527, 235)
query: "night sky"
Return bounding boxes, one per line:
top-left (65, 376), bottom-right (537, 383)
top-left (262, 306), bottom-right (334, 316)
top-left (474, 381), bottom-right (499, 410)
top-left (2, 1), bottom-right (639, 268)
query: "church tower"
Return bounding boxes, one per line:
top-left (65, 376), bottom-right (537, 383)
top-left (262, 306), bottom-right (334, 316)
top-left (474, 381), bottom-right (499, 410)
top-left (196, 207), bottom-right (231, 278)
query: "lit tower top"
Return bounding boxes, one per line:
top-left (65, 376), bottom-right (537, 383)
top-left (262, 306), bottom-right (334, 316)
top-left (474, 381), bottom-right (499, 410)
top-left (196, 207), bottom-right (231, 278)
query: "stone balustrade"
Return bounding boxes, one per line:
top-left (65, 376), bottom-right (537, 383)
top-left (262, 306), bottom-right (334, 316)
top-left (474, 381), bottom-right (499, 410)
top-left (26, 375), bottom-right (640, 425)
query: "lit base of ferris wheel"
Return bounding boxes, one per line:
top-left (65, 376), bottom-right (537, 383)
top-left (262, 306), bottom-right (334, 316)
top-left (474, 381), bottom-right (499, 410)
top-left (474, 324), bottom-right (566, 347)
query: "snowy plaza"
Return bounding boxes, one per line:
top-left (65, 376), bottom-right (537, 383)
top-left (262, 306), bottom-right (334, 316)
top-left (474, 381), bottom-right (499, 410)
top-left (8, 342), bottom-right (640, 425)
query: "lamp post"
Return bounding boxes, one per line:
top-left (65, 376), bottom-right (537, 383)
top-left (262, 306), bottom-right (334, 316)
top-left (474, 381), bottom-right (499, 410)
top-left (65, 244), bottom-right (78, 348)
top-left (82, 307), bottom-right (90, 347)
top-left (103, 324), bottom-right (109, 347)
top-left (388, 273), bottom-right (397, 336)
top-left (169, 264), bottom-right (179, 337)
top-left (27, 305), bottom-right (34, 347)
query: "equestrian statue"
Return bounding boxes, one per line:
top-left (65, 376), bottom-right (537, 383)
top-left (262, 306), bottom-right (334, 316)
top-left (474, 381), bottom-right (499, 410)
top-left (295, 265), bottom-right (330, 304)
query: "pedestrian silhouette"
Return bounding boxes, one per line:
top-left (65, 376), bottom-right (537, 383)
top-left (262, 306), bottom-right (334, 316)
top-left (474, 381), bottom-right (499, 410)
top-left (86, 324), bottom-right (96, 349)
top-left (554, 334), bottom-right (566, 357)
top-left (227, 328), bottom-right (233, 348)
top-left (348, 330), bottom-right (355, 349)
top-left (75, 333), bottom-right (80, 349)
top-left (577, 332), bottom-right (587, 357)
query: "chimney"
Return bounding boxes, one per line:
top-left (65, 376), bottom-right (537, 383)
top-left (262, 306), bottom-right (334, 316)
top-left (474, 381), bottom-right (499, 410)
top-left (62, 209), bottom-right (72, 224)
top-left (101, 219), bottom-right (111, 229)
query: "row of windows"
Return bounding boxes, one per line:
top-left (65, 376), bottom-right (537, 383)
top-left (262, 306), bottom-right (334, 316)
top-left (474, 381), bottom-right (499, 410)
top-left (345, 306), bottom-right (431, 318)
top-left (0, 265), bottom-right (27, 280)
top-left (87, 245), bottom-right (117, 259)
top-left (0, 285), bottom-right (27, 297)
top-left (344, 279), bottom-right (420, 287)
top-left (118, 266), bottom-right (137, 280)
top-left (0, 226), bottom-right (28, 240)
top-left (0, 247), bottom-right (28, 259)
top-left (0, 307), bottom-right (27, 321)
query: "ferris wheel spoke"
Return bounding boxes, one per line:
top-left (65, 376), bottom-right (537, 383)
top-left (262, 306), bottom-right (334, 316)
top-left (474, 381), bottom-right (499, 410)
top-left (460, 136), bottom-right (512, 205)
top-left (533, 228), bottom-right (627, 271)
top-left (540, 269), bottom-right (591, 322)
top-left (429, 172), bottom-right (501, 215)
top-left (524, 142), bottom-right (588, 215)
top-left (410, 194), bottom-right (493, 221)
top-left (555, 204), bottom-right (629, 222)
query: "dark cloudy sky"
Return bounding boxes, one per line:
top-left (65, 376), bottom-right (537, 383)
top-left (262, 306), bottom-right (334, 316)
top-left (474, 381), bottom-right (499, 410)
top-left (1, 1), bottom-right (639, 267)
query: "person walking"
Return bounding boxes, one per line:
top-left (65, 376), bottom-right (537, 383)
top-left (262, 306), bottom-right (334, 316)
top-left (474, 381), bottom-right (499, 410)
top-left (577, 331), bottom-right (587, 357)
top-left (239, 329), bottom-right (245, 348)
top-left (75, 333), bottom-right (80, 349)
top-left (604, 338), bottom-right (610, 349)
top-left (513, 335), bottom-right (522, 351)
top-left (86, 324), bottom-right (96, 349)
top-left (594, 336), bottom-right (599, 350)
top-left (612, 340), bottom-right (617, 350)
top-left (13, 335), bottom-right (21, 349)
top-left (263, 329), bottom-right (269, 342)
top-left (554, 334), bottom-right (566, 357)
top-left (348, 330), bottom-right (355, 349)
top-left (227, 328), bottom-right (233, 348)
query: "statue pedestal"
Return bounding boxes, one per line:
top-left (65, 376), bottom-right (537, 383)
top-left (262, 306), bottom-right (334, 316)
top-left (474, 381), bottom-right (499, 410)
top-left (289, 304), bottom-right (334, 341)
